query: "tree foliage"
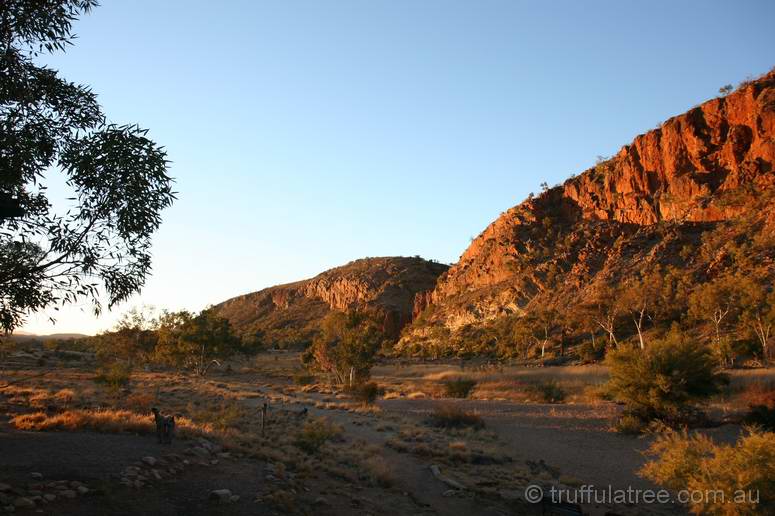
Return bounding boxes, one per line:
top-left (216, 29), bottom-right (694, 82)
top-left (0, 1), bottom-right (175, 331)
top-left (93, 305), bottom-right (158, 364)
top-left (91, 306), bottom-right (241, 376)
top-left (154, 309), bottom-right (241, 375)
top-left (689, 274), bottom-right (771, 366)
top-left (303, 311), bottom-right (383, 385)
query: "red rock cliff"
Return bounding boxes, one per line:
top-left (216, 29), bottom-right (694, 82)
top-left (400, 68), bottom-right (775, 351)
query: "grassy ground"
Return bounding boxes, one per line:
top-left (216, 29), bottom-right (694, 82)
top-left (2, 347), bottom-right (772, 515)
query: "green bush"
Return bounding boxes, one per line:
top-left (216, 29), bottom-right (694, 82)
top-left (527, 380), bottom-right (566, 403)
top-left (641, 428), bottom-right (775, 514)
top-left (606, 326), bottom-right (728, 426)
top-left (443, 378), bottom-right (477, 398)
top-left (94, 362), bottom-right (132, 389)
top-left (302, 311), bottom-right (383, 385)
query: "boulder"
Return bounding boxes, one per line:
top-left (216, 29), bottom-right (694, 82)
top-left (141, 456), bottom-right (157, 467)
top-left (209, 489), bottom-right (232, 504)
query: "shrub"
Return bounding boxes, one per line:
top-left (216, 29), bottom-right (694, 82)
top-left (613, 413), bottom-right (647, 434)
top-left (641, 428), bottom-right (775, 514)
top-left (527, 380), bottom-right (566, 403)
top-left (427, 405), bottom-right (484, 430)
top-left (443, 378), bottom-right (477, 398)
top-left (346, 381), bottom-right (381, 404)
top-left (363, 457), bottom-right (395, 487)
top-left (605, 327), bottom-right (728, 426)
top-left (294, 417), bottom-right (342, 454)
top-left (94, 362), bottom-right (132, 389)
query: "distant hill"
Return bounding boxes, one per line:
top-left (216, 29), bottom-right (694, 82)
top-left (8, 332), bottom-right (90, 342)
top-left (213, 256), bottom-right (449, 347)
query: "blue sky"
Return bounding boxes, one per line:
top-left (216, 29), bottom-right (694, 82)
top-left (21, 0), bottom-right (775, 334)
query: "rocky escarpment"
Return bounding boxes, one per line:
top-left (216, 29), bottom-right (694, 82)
top-left (399, 68), bottom-right (775, 355)
top-left (214, 257), bottom-right (448, 347)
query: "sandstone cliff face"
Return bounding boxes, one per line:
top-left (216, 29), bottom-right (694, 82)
top-left (214, 257), bottom-right (448, 346)
top-left (564, 77), bottom-right (775, 225)
top-left (400, 69), bottom-right (775, 352)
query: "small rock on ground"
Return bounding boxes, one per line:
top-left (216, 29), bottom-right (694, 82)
top-left (209, 489), bottom-right (232, 504)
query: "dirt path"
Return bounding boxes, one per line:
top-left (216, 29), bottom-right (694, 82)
top-left (378, 398), bottom-right (741, 497)
top-left (242, 396), bottom-right (523, 516)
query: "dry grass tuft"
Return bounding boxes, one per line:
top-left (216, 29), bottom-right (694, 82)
top-left (739, 381), bottom-right (775, 409)
top-left (10, 408), bottom-right (213, 438)
top-left (448, 440), bottom-right (467, 451)
top-left (122, 391), bottom-right (157, 412)
top-left (363, 456), bottom-right (395, 487)
top-left (294, 417), bottom-right (342, 454)
top-left (427, 405), bottom-right (484, 430)
top-left (53, 388), bottom-right (76, 407)
top-left (186, 401), bottom-right (250, 432)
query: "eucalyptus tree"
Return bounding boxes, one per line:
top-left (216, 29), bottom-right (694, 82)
top-left (0, 1), bottom-right (175, 331)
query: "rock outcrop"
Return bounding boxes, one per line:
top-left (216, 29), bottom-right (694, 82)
top-left (399, 68), bottom-right (775, 354)
top-left (214, 257), bottom-right (448, 346)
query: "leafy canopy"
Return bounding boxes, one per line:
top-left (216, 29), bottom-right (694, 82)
top-left (303, 310), bottom-right (384, 385)
top-left (154, 309), bottom-right (241, 375)
top-left (0, 1), bottom-right (176, 331)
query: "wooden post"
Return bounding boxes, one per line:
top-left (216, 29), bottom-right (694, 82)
top-left (260, 402), bottom-right (267, 435)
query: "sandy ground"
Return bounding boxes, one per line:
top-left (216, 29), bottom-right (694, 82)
top-left (377, 398), bottom-right (741, 494)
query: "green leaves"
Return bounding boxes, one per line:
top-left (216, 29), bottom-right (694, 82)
top-left (606, 326), bottom-right (728, 425)
top-left (305, 310), bottom-right (384, 385)
top-left (0, 1), bottom-right (176, 331)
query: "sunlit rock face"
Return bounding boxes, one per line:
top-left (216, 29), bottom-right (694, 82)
top-left (399, 69), bottom-right (775, 352)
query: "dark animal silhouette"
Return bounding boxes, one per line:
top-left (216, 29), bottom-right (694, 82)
top-left (151, 407), bottom-right (175, 444)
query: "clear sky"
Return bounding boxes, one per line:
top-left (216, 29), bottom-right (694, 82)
top-left (19, 0), bottom-right (775, 335)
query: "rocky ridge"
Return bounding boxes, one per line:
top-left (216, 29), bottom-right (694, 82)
top-left (214, 257), bottom-right (448, 346)
top-left (399, 68), bottom-right (775, 354)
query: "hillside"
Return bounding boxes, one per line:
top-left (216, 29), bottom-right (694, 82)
top-left (8, 333), bottom-right (89, 342)
top-left (399, 69), bottom-right (775, 358)
top-left (214, 257), bottom-right (449, 347)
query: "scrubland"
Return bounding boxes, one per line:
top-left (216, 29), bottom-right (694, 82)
top-left (1, 346), bottom-right (773, 515)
